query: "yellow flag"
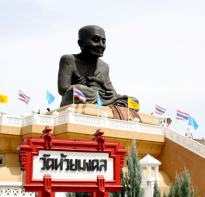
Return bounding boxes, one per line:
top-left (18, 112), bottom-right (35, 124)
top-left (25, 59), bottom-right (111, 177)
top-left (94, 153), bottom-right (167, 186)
top-left (128, 98), bottom-right (140, 109)
top-left (0, 94), bottom-right (8, 103)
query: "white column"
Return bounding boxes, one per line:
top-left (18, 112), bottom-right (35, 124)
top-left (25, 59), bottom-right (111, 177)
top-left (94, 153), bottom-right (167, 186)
top-left (52, 111), bottom-right (59, 126)
top-left (0, 110), bottom-right (7, 125)
top-left (21, 113), bottom-right (28, 127)
top-left (66, 107), bottom-right (74, 123)
top-left (31, 109), bottom-right (38, 124)
top-left (133, 117), bottom-right (140, 131)
top-left (21, 113), bottom-right (28, 118)
top-left (154, 166), bottom-right (159, 180)
top-left (52, 111), bottom-right (59, 117)
top-left (161, 122), bottom-right (167, 135)
top-left (101, 112), bottom-right (108, 128)
top-left (147, 166), bottom-right (151, 179)
top-left (147, 181), bottom-right (152, 197)
top-left (140, 154), bottom-right (162, 197)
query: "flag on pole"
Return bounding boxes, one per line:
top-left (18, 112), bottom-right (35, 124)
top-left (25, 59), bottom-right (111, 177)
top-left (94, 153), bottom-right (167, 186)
top-left (128, 98), bottom-right (141, 109)
top-left (189, 116), bottom-right (199, 130)
top-left (97, 91), bottom-right (102, 110)
top-left (0, 94), bottom-right (8, 103)
top-left (18, 90), bottom-right (30, 105)
top-left (155, 104), bottom-right (166, 115)
top-left (128, 113), bottom-right (133, 121)
top-left (73, 87), bottom-right (86, 102)
top-left (176, 110), bottom-right (189, 121)
top-left (46, 90), bottom-right (55, 104)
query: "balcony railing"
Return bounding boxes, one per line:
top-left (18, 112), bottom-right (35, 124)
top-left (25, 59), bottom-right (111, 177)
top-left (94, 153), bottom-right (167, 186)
top-left (1, 107), bottom-right (205, 159)
top-left (0, 108), bottom-right (165, 135)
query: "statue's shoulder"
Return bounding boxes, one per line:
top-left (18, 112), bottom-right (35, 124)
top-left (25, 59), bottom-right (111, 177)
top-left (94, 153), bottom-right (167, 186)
top-left (60, 54), bottom-right (75, 65)
top-left (98, 58), bottom-right (109, 70)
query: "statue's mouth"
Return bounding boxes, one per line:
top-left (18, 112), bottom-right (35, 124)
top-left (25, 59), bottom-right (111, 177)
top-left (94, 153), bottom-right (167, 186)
top-left (95, 48), bottom-right (104, 53)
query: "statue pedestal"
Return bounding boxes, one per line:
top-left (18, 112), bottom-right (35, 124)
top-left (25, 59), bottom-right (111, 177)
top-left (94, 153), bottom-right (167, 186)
top-left (46, 104), bottom-right (114, 118)
top-left (46, 103), bottom-right (159, 125)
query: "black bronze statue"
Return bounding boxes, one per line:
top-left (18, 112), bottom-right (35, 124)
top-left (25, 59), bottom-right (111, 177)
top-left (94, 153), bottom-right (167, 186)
top-left (58, 25), bottom-right (139, 108)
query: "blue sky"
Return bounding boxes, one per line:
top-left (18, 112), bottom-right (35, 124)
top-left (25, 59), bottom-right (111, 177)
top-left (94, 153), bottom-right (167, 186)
top-left (0, 0), bottom-right (205, 138)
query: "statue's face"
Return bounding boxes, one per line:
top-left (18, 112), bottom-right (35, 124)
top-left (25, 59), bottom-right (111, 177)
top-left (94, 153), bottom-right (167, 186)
top-left (80, 28), bottom-right (106, 57)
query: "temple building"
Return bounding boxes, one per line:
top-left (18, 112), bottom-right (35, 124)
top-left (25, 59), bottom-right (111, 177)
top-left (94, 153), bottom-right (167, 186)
top-left (0, 104), bottom-right (205, 196)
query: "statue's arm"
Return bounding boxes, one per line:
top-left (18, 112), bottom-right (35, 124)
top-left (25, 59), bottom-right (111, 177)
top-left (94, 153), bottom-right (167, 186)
top-left (58, 55), bottom-right (73, 96)
top-left (105, 75), bottom-right (117, 94)
top-left (99, 60), bottom-right (117, 94)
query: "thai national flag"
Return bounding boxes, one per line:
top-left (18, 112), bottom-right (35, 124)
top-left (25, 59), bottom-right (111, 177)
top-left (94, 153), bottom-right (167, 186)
top-left (155, 104), bottom-right (166, 115)
top-left (176, 110), bottom-right (189, 121)
top-left (73, 87), bottom-right (86, 102)
top-left (18, 90), bottom-right (31, 105)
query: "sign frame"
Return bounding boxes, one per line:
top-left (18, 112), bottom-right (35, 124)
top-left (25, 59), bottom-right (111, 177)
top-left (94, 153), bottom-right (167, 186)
top-left (18, 126), bottom-right (126, 197)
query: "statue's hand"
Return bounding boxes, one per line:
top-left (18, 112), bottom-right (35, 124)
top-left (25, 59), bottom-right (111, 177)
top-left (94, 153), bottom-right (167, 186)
top-left (105, 90), bottom-right (115, 96)
top-left (122, 95), bottom-right (128, 99)
top-left (88, 76), bottom-right (102, 85)
top-left (88, 76), bottom-right (96, 82)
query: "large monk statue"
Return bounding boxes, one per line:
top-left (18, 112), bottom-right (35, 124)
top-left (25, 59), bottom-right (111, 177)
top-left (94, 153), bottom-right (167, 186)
top-left (58, 25), bottom-right (139, 109)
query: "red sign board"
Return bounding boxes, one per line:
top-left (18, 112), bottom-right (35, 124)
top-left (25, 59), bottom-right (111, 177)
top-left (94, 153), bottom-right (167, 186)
top-left (18, 126), bottom-right (126, 197)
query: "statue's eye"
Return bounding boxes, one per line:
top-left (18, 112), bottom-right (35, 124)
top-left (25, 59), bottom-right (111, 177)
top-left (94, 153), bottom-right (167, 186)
top-left (92, 37), bottom-right (100, 42)
top-left (102, 39), bottom-right (106, 44)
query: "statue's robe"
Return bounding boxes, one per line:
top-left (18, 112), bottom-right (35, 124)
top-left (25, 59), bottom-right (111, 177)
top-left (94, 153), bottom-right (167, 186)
top-left (58, 54), bottom-right (139, 108)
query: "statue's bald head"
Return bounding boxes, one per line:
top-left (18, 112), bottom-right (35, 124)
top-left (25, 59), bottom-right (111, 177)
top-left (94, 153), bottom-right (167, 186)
top-left (78, 25), bottom-right (106, 58)
top-left (78, 25), bottom-right (105, 40)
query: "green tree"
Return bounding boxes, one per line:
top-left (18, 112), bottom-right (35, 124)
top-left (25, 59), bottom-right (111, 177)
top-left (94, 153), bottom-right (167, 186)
top-left (174, 173), bottom-right (182, 197)
top-left (126, 139), bottom-right (144, 197)
top-left (78, 193), bottom-right (88, 197)
top-left (190, 186), bottom-right (194, 197)
top-left (111, 139), bottom-right (144, 197)
top-left (153, 180), bottom-right (161, 197)
top-left (181, 167), bottom-right (190, 197)
top-left (163, 191), bottom-right (167, 197)
top-left (167, 167), bottom-right (196, 197)
top-left (109, 192), bottom-right (120, 197)
top-left (121, 171), bottom-right (126, 197)
top-left (66, 193), bottom-right (75, 197)
top-left (195, 187), bottom-right (201, 197)
top-left (66, 193), bottom-right (88, 197)
top-left (127, 150), bottom-right (133, 197)
top-left (168, 183), bottom-right (175, 197)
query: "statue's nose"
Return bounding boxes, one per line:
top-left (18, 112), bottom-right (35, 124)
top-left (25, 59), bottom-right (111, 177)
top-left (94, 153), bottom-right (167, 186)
top-left (99, 39), bottom-right (105, 47)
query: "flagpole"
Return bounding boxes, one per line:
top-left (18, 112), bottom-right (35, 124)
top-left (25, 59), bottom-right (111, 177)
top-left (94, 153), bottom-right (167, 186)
top-left (73, 86), bottom-right (74, 113)
top-left (97, 90), bottom-right (99, 117)
top-left (187, 115), bottom-right (190, 129)
top-left (155, 104), bottom-right (157, 126)
top-left (44, 90), bottom-right (47, 115)
top-left (15, 90), bottom-right (19, 117)
top-left (128, 98), bottom-right (129, 121)
top-left (155, 113), bottom-right (157, 126)
top-left (44, 100), bottom-right (47, 115)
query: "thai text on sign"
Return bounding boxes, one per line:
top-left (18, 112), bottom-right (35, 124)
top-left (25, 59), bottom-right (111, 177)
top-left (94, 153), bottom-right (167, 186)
top-left (33, 150), bottom-right (113, 180)
top-left (40, 153), bottom-right (107, 171)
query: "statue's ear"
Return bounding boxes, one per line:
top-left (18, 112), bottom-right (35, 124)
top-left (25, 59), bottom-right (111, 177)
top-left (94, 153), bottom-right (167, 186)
top-left (78, 40), bottom-right (83, 48)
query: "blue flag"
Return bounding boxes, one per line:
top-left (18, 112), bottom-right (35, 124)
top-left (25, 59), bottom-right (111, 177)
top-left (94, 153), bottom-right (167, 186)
top-left (97, 91), bottom-right (102, 110)
top-left (189, 116), bottom-right (199, 130)
top-left (46, 90), bottom-right (55, 104)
